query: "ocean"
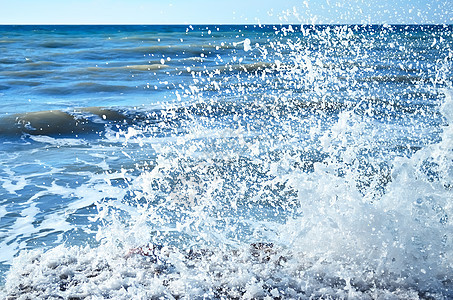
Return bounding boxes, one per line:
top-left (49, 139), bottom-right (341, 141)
top-left (0, 24), bottom-right (452, 299)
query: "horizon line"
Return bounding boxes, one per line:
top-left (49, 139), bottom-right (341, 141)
top-left (1, 23), bottom-right (451, 26)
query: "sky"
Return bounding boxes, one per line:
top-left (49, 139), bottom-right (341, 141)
top-left (0, 0), bottom-right (451, 25)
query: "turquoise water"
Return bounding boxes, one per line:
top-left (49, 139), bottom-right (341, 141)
top-left (0, 25), bottom-right (452, 298)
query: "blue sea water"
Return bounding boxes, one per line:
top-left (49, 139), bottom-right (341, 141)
top-left (0, 24), bottom-right (452, 298)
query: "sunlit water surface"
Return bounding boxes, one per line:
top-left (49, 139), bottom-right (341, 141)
top-left (0, 25), bottom-right (452, 299)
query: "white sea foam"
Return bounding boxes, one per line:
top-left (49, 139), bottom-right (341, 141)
top-left (3, 91), bottom-right (451, 297)
top-left (28, 135), bottom-right (88, 146)
top-left (1, 171), bottom-right (27, 196)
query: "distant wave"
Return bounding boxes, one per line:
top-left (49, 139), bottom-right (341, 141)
top-left (0, 107), bottom-right (187, 137)
top-left (0, 108), bottom-right (134, 136)
top-left (87, 64), bottom-right (169, 72)
top-left (37, 82), bottom-right (136, 95)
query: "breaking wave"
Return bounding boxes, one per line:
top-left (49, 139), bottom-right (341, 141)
top-left (0, 24), bottom-right (452, 299)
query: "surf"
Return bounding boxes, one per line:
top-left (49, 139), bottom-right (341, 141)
top-left (0, 24), bottom-right (452, 299)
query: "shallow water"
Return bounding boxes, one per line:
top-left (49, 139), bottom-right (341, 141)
top-left (0, 25), bottom-right (452, 299)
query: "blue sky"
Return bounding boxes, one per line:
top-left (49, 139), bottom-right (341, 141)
top-left (0, 0), bottom-right (451, 24)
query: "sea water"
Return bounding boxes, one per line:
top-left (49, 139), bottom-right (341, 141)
top-left (0, 25), bottom-right (452, 299)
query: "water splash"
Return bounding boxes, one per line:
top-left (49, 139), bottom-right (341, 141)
top-left (2, 25), bottom-right (452, 299)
